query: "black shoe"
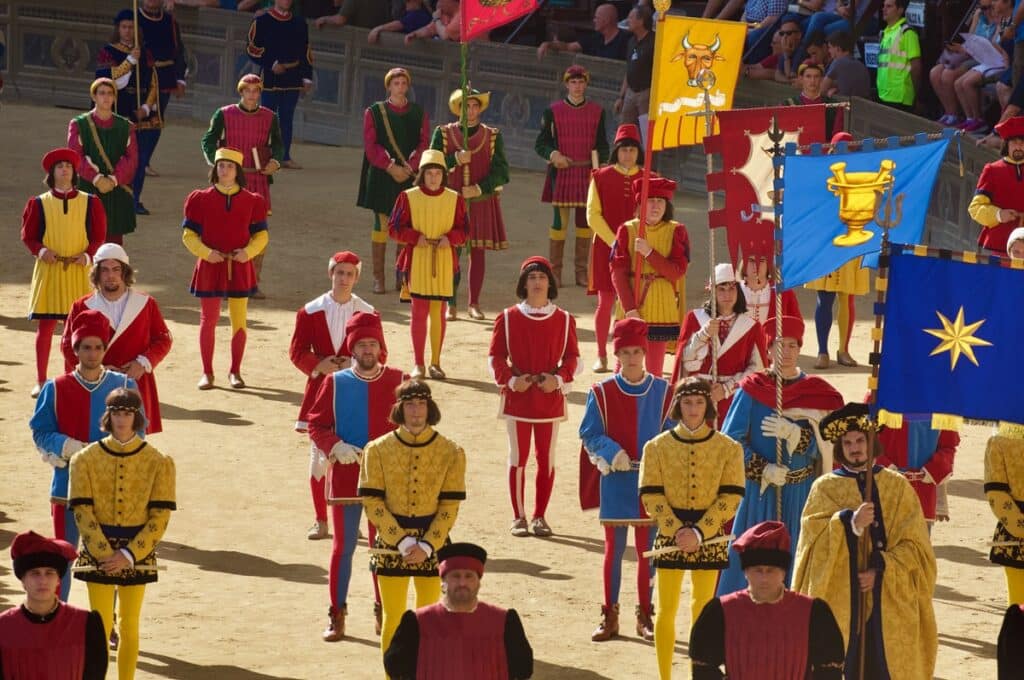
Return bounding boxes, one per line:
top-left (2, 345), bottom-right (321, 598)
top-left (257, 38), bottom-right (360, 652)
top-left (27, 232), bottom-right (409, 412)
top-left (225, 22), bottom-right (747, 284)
top-left (135, 204), bottom-right (150, 216)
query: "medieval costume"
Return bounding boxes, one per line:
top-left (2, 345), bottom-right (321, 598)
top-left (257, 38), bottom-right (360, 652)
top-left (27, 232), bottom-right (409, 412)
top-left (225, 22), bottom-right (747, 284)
top-left (793, 403), bottom-right (937, 680)
top-left (738, 247), bottom-right (801, 349)
top-left (876, 420), bottom-right (958, 524)
top-left (984, 423), bottom-right (1024, 604)
top-left (489, 257), bottom-right (580, 537)
top-left (579, 318), bottom-right (673, 641)
top-left (969, 116), bottom-right (1024, 254)
top-left (95, 10), bottom-right (160, 127)
top-left (536, 65), bottom-right (609, 287)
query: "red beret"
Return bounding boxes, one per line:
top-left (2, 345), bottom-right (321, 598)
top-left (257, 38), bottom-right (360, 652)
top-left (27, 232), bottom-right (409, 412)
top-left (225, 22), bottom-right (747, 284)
top-left (42, 147), bottom-right (80, 173)
top-left (344, 311), bottom-right (387, 363)
top-left (996, 116), bottom-right (1024, 140)
top-left (521, 255), bottom-right (553, 272)
top-left (328, 251), bottom-right (361, 273)
top-left (764, 314), bottom-right (804, 347)
top-left (437, 542), bottom-right (487, 578)
top-left (11, 530), bottom-right (77, 579)
top-left (633, 176), bottom-right (677, 204)
top-left (614, 124), bottom-right (642, 146)
top-left (563, 65), bottom-right (590, 83)
top-left (71, 309), bottom-right (112, 348)
top-left (731, 521), bottom-right (791, 570)
top-left (612, 318), bottom-right (649, 354)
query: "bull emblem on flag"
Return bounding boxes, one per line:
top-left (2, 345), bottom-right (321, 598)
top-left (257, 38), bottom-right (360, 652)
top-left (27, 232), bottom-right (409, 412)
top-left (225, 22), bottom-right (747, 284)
top-left (673, 33), bottom-right (725, 87)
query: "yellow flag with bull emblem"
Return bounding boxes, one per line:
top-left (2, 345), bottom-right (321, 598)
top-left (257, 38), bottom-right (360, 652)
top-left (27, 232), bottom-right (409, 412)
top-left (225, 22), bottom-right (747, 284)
top-left (648, 17), bottom-right (746, 150)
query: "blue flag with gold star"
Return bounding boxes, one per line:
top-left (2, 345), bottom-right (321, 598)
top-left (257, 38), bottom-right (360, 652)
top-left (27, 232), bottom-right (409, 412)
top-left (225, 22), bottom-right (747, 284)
top-left (875, 247), bottom-right (1024, 426)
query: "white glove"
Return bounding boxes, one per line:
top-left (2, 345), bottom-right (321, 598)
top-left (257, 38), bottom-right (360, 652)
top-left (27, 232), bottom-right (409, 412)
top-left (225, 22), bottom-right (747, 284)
top-left (41, 452), bottom-right (67, 469)
top-left (397, 536), bottom-right (418, 556)
top-left (329, 442), bottom-right (362, 465)
top-left (763, 463), bottom-right (788, 486)
top-left (594, 457), bottom-right (611, 476)
top-left (611, 450), bottom-right (633, 472)
top-left (61, 438), bottom-right (87, 460)
top-left (760, 414), bottom-right (803, 454)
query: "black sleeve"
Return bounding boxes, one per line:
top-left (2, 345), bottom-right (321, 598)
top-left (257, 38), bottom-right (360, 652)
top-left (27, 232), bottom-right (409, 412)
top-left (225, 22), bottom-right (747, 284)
top-left (504, 609), bottom-right (534, 679)
top-left (999, 605), bottom-right (1024, 680)
top-left (83, 610), bottom-right (109, 680)
top-left (688, 598), bottom-right (726, 680)
top-left (382, 610), bottom-right (419, 680)
top-left (809, 599), bottom-right (846, 680)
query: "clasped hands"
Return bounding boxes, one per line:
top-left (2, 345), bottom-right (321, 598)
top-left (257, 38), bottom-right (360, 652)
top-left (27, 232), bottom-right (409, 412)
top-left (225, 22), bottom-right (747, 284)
top-left (511, 373), bottom-right (559, 393)
top-left (386, 162), bottom-right (415, 183)
top-left (206, 249), bottom-right (250, 264)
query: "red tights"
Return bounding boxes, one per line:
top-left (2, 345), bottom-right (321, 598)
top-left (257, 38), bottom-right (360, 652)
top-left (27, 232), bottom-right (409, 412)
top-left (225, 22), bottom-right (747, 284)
top-left (35, 319), bottom-right (59, 383)
top-left (506, 420), bottom-right (558, 520)
top-left (594, 291), bottom-right (615, 359)
top-left (410, 298), bottom-right (446, 366)
top-left (199, 297), bottom-right (248, 375)
top-left (468, 247), bottom-right (486, 306)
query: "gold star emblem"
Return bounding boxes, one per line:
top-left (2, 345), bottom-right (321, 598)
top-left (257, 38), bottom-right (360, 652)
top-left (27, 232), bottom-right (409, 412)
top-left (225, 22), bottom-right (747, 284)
top-left (923, 306), bottom-right (992, 370)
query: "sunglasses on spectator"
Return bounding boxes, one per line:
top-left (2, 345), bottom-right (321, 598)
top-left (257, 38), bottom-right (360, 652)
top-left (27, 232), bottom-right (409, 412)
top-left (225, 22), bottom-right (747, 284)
top-left (778, 29), bottom-right (800, 35)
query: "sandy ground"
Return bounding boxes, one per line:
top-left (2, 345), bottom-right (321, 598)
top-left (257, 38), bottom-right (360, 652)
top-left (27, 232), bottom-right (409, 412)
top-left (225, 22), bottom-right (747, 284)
top-left (0, 101), bottom-right (1007, 679)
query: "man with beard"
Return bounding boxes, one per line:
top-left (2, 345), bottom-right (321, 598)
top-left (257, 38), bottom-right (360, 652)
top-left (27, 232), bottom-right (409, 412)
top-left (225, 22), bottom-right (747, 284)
top-left (969, 116), bottom-right (1024, 254)
top-left (384, 542), bottom-right (534, 680)
top-left (307, 311), bottom-right (406, 641)
top-left (60, 243), bottom-right (172, 434)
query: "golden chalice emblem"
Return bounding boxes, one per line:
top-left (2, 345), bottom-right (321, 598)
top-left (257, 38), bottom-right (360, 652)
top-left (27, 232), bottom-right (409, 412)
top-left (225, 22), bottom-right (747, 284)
top-left (826, 159), bottom-right (895, 247)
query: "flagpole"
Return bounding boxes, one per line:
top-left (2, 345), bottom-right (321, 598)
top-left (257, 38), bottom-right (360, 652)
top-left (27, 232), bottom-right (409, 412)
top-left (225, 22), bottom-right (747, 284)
top-left (133, 0), bottom-right (141, 115)
top-left (695, 70), bottom-right (720, 383)
top-left (766, 116), bottom-right (786, 522)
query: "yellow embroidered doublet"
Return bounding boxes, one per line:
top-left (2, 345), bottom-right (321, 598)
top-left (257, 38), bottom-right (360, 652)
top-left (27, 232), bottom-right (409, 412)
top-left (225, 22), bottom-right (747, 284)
top-left (617, 219), bottom-right (681, 325)
top-left (28, 192), bottom-right (93, 317)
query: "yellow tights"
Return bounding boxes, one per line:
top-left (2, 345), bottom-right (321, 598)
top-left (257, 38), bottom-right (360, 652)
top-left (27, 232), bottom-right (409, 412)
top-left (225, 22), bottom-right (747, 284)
top-left (87, 583), bottom-right (146, 680)
top-left (1006, 567), bottom-right (1024, 605)
top-left (654, 569), bottom-right (718, 680)
top-left (377, 575), bottom-right (441, 672)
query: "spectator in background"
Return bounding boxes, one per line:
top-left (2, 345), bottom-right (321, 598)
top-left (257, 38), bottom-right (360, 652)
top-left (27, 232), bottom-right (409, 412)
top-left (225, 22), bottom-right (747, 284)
top-left (315, 0), bottom-right (392, 29)
top-left (615, 5), bottom-right (654, 125)
top-left (955, 0), bottom-right (1013, 134)
top-left (537, 3), bottom-right (629, 60)
top-left (406, 0), bottom-right (464, 43)
top-left (804, 32), bottom-right (830, 67)
top-left (368, 0), bottom-right (432, 43)
top-left (783, 62), bottom-right (845, 137)
top-left (822, 30), bottom-right (871, 97)
top-left (743, 19), bottom-right (802, 83)
top-left (743, 31), bottom-right (786, 80)
top-left (876, 0), bottom-right (922, 112)
top-left (742, 0), bottom-right (794, 64)
top-left (931, 1), bottom-right (1003, 127)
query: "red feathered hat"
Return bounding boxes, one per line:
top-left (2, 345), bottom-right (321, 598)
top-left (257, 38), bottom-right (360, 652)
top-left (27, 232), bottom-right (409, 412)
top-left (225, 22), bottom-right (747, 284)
top-left (42, 147), bottom-right (79, 173)
top-left (633, 176), bottom-right (676, 204)
top-left (764, 314), bottom-right (804, 347)
top-left (731, 521), bottom-right (792, 570)
top-left (328, 250), bottom-right (361, 274)
top-left (614, 124), bottom-right (642, 146)
top-left (71, 309), bottom-right (112, 348)
top-left (344, 311), bottom-right (387, 362)
top-left (11, 530), bottom-right (78, 579)
top-left (612, 318), bottom-right (649, 354)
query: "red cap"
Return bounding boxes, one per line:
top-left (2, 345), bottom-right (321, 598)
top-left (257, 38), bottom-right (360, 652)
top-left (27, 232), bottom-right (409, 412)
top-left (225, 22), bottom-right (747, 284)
top-left (831, 132), bottom-right (855, 145)
top-left (11, 530), bottom-right (78, 579)
top-left (612, 318), bottom-right (649, 354)
top-left (563, 64), bottom-right (590, 83)
top-left (731, 521), bottom-right (792, 570)
top-left (328, 250), bottom-right (361, 273)
top-left (344, 311), bottom-right (387, 362)
top-left (521, 255), bottom-right (553, 272)
top-left (614, 124), bottom-right (642, 145)
top-left (71, 309), bottom-right (112, 348)
top-left (764, 315), bottom-right (804, 347)
top-left (42, 147), bottom-right (80, 173)
top-left (996, 116), bottom-right (1024, 140)
top-left (437, 542), bottom-right (487, 578)
top-left (633, 176), bottom-right (677, 204)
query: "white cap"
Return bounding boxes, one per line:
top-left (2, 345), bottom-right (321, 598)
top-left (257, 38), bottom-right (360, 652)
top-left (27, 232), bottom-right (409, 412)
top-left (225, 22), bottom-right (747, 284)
top-left (93, 242), bottom-right (129, 265)
top-left (712, 262), bottom-right (737, 285)
top-left (1008, 227), bottom-right (1024, 256)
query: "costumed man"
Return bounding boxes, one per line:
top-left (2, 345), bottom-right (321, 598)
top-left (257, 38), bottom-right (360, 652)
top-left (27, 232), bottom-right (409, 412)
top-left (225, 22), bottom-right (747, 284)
top-left (673, 263), bottom-right (767, 424)
top-left (639, 378), bottom-right (745, 680)
top-left (489, 256), bottom-right (580, 538)
top-left (29, 309), bottom-right (140, 601)
top-left (610, 177), bottom-right (690, 377)
top-left (970, 116), bottom-right (1024, 255)
top-left (806, 132), bottom-right (870, 370)
top-left (67, 78), bottom-right (138, 245)
top-left (291, 251), bottom-right (375, 541)
top-left (357, 379), bottom-right (467, 663)
top-left (388, 149), bottom-right (469, 379)
top-left (246, 0), bottom-right (313, 169)
top-left (579, 318), bottom-right (673, 642)
top-left (586, 123), bottom-right (643, 373)
top-left (135, 0), bottom-right (187, 214)
top-left (782, 62), bottom-right (845, 138)
top-left (716, 315), bottom-right (844, 596)
top-left (984, 421), bottom-right (1024, 604)
top-left (95, 9), bottom-right (160, 127)
top-left (70, 387), bottom-right (175, 680)
top-left (535, 64), bottom-right (609, 288)
top-left (22, 147), bottom-right (107, 398)
top-left (357, 67), bottom-right (430, 295)
top-left (0, 531), bottom-right (107, 680)
top-left (793, 403), bottom-right (937, 680)
top-left (384, 543), bottom-right (534, 680)
top-left (429, 88), bottom-right (510, 321)
top-left (60, 243), bottom-right (172, 435)
top-left (876, 418), bottom-right (958, 532)
top-left (307, 311), bottom-right (407, 641)
top-left (738, 245), bottom-right (801, 348)
top-left (689, 521), bottom-right (845, 680)
top-left (201, 73), bottom-right (283, 299)
top-left (182, 147), bottom-right (268, 390)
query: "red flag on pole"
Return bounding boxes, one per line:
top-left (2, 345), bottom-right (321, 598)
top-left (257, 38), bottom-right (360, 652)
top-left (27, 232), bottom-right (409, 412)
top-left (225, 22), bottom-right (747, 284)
top-left (461, 0), bottom-right (539, 42)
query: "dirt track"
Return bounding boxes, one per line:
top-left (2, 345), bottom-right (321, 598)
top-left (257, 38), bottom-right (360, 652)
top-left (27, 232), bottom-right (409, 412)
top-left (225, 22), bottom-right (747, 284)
top-left (0, 101), bottom-right (1005, 679)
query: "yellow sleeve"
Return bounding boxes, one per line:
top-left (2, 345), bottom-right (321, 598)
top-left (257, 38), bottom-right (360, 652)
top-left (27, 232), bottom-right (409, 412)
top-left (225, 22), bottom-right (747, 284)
top-left (423, 444), bottom-right (467, 552)
top-left (985, 436), bottom-right (1024, 539)
top-left (695, 439), bottom-right (745, 539)
top-left (586, 178), bottom-right (616, 247)
top-left (639, 441), bottom-right (680, 536)
top-left (358, 441), bottom-right (405, 546)
top-left (968, 193), bottom-right (1002, 228)
top-left (69, 450), bottom-right (116, 561)
top-left (127, 455), bottom-right (176, 561)
top-left (244, 229), bottom-right (269, 259)
top-left (182, 228), bottom-right (213, 260)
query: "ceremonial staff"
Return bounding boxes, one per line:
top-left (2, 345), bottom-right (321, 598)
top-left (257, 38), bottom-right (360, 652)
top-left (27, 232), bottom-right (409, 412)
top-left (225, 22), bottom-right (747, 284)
top-left (767, 116), bottom-right (786, 521)
top-left (133, 0), bottom-right (141, 116)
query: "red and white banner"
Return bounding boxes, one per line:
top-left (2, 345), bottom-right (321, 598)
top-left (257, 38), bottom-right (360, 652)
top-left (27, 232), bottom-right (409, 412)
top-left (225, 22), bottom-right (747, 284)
top-left (461, 0), bottom-right (538, 42)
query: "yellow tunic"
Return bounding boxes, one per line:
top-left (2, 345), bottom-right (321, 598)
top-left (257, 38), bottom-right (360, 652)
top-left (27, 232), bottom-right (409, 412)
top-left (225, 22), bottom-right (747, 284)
top-left (639, 423), bottom-right (744, 569)
top-left (616, 219), bottom-right (684, 326)
top-left (985, 433), bottom-right (1024, 567)
top-left (69, 435), bottom-right (176, 585)
top-left (358, 425), bottom-right (467, 576)
top-left (804, 258), bottom-right (870, 295)
top-left (27, 192), bottom-right (93, 318)
top-left (406, 187), bottom-right (459, 299)
top-left (792, 467), bottom-right (936, 679)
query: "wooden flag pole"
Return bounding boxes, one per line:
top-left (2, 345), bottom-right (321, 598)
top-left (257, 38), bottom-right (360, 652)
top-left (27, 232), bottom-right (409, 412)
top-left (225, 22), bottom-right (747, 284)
top-left (632, 121), bottom-right (655, 309)
top-left (133, 0), bottom-right (141, 115)
top-left (766, 116), bottom-right (786, 521)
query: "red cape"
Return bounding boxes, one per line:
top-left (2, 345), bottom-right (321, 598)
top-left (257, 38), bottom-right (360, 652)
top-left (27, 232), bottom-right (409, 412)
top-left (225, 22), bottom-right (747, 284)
top-left (739, 371), bottom-right (844, 412)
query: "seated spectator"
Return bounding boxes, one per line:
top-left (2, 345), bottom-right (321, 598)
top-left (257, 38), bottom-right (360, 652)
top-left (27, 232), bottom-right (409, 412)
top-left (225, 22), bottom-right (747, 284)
top-left (368, 0), bottom-right (432, 43)
top-left (877, 0), bottom-right (922, 112)
top-left (822, 30), bottom-right (871, 97)
top-left (743, 0), bottom-right (793, 64)
top-left (537, 3), bottom-right (629, 60)
top-left (979, 67), bottom-right (1024, 148)
top-left (932, 0), bottom-right (1007, 127)
top-left (406, 0), bottom-right (465, 43)
top-left (743, 19), bottom-right (803, 82)
top-left (783, 62), bottom-right (845, 136)
top-left (315, 0), bottom-right (392, 29)
top-left (804, 32), bottom-right (830, 68)
top-left (956, 0), bottom-right (1014, 133)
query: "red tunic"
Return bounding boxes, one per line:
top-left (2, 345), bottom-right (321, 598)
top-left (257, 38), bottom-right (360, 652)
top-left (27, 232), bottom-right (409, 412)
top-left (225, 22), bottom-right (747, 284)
top-left (441, 123), bottom-right (508, 249)
top-left (975, 158), bottom-right (1024, 253)
top-left (413, 602), bottom-right (510, 680)
top-left (720, 590), bottom-right (813, 680)
top-left (876, 423), bottom-right (958, 520)
top-left (542, 100), bottom-right (604, 205)
top-left (220, 104), bottom-right (278, 209)
top-left (60, 292), bottom-right (172, 434)
top-left (589, 165), bottom-right (639, 294)
top-left (489, 304), bottom-right (580, 421)
top-left (0, 604), bottom-right (94, 680)
top-left (183, 186), bottom-right (268, 297)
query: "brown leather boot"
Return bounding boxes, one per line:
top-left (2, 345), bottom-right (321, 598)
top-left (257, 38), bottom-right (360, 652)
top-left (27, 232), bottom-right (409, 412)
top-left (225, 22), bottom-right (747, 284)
top-left (322, 605), bottom-right (346, 642)
top-left (591, 603), bottom-right (620, 641)
top-left (635, 603), bottom-right (655, 641)
top-left (373, 602), bottom-right (383, 636)
top-left (549, 239), bottom-right (565, 287)
top-left (574, 237), bottom-right (591, 288)
top-left (371, 242), bottom-right (387, 294)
